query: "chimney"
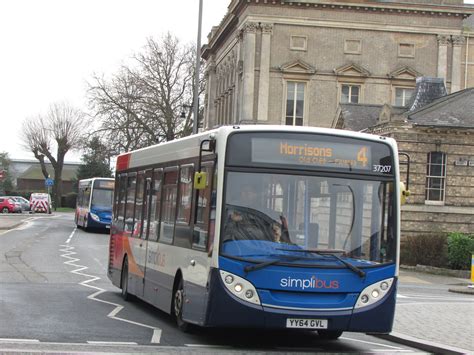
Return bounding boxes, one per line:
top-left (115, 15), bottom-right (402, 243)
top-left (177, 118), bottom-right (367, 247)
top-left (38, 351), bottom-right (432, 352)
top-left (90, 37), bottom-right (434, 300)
top-left (407, 77), bottom-right (447, 112)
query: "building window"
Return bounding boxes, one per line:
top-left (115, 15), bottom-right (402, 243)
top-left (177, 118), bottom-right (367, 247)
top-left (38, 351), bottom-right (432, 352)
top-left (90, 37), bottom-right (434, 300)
top-left (285, 82), bottom-right (305, 126)
top-left (344, 39), bottom-right (361, 55)
top-left (341, 85), bottom-right (360, 104)
top-left (398, 43), bottom-right (415, 58)
top-left (394, 87), bottom-right (414, 106)
top-left (425, 152), bottom-right (447, 204)
top-left (290, 35), bottom-right (307, 51)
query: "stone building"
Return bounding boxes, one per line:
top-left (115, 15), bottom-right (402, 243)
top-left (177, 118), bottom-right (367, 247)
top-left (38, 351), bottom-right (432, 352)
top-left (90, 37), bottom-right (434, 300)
top-left (202, 0), bottom-right (473, 130)
top-left (335, 77), bottom-right (474, 237)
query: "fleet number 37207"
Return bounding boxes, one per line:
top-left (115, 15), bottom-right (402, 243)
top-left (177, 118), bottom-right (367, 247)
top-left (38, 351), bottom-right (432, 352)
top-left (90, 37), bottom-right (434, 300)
top-left (373, 165), bottom-right (392, 173)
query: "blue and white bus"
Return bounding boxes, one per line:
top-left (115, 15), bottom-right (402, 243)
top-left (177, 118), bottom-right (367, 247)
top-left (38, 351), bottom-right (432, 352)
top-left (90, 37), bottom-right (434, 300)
top-left (76, 177), bottom-right (115, 230)
top-left (108, 125), bottom-right (404, 338)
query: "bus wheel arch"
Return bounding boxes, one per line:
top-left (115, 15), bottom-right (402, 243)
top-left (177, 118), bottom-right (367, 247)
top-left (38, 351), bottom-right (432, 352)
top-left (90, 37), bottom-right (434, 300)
top-left (172, 271), bottom-right (191, 332)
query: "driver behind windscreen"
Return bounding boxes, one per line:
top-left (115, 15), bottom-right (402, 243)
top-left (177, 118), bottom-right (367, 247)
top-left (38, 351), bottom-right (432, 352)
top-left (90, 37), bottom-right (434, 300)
top-left (225, 183), bottom-right (290, 243)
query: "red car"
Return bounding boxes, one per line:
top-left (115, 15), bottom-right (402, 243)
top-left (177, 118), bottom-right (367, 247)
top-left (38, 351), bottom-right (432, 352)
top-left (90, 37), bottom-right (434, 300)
top-left (0, 197), bottom-right (22, 213)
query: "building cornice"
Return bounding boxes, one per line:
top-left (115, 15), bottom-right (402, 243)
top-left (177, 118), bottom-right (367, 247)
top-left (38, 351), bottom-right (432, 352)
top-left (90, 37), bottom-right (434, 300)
top-left (281, 1), bottom-right (472, 16)
top-left (204, 0), bottom-right (472, 58)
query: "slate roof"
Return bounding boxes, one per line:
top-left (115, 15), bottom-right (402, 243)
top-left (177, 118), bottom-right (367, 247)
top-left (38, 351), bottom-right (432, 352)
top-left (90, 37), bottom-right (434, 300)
top-left (407, 87), bottom-right (474, 128)
top-left (407, 77), bottom-right (447, 112)
top-left (338, 103), bottom-right (383, 131)
top-left (19, 164), bottom-right (80, 181)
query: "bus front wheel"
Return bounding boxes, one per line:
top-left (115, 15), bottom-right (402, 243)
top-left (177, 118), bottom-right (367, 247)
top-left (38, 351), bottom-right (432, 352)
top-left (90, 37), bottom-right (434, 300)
top-left (318, 330), bottom-right (343, 340)
top-left (173, 278), bottom-right (191, 332)
top-left (121, 258), bottom-right (132, 301)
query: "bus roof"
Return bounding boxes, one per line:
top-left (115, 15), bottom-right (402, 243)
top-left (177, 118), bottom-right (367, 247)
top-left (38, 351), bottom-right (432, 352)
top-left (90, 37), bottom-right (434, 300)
top-left (115, 125), bottom-right (397, 172)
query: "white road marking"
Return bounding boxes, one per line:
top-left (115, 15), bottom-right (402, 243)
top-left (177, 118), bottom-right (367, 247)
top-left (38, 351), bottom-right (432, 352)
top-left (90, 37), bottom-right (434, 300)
top-left (397, 294), bottom-right (408, 298)
top-left (59, 243), bottom-right (162, 344)
top-left (368, 350), bottom-right (413, 353)
top-left (65, 227), bottom-right (77, 244)
top-left (151, 329), bottom-right (162, 344)
top-left (185, 344), bottom-right (231, 348)
top-left (341, 336), bottom-right (404, 349)
top-left (397, 293), bottom-right (473, 302)
top-left (0, 338), bottom-right (40, 343)
top-left (87, 341), bottom-right (138, 345)
top-left (397, 301), bottom-right (473, 307)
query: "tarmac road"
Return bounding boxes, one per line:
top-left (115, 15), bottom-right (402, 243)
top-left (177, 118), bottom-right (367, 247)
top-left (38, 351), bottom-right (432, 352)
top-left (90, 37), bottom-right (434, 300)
top-left (0, 213), bottom-right (472, 354)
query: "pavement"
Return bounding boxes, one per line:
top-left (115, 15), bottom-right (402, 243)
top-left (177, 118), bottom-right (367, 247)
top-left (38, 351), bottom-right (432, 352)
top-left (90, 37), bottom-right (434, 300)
top-left (1, 215), bottom-right (473, 353)
top-left (0, 214), bottom-right (34, 230)
top-left (378, 268), bottom-right (474, 355)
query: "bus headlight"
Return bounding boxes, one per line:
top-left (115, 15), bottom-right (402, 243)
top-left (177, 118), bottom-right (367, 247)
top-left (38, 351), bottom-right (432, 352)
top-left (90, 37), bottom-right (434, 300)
top-left (355, 278), bottom-right (394, 309)
top-left (220, 271), bottom-right (261, 305)
top-left (90, 213), bottom-right (100, 222)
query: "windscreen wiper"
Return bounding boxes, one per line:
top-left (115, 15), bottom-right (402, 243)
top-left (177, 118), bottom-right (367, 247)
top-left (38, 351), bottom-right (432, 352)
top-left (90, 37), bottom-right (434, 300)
top-left (276, 248), bottom-right (366, 278)
top-left (243, 255), bottom-right (307, 273)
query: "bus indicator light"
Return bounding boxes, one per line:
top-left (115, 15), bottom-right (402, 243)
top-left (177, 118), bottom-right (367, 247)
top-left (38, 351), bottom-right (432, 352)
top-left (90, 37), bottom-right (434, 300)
top-left (225, 275), bottom-right (234, 284)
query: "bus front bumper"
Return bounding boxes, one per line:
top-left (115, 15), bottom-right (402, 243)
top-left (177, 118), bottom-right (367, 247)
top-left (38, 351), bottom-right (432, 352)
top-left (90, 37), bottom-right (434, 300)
top-left (203, 268), bottom-right (396, 333)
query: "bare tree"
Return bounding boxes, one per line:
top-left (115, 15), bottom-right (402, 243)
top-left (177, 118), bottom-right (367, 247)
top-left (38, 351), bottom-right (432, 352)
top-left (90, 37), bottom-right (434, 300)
top-left (88, 33), bottom-right (204, 154)
top-left (21, 102), bottom-right (88, 208)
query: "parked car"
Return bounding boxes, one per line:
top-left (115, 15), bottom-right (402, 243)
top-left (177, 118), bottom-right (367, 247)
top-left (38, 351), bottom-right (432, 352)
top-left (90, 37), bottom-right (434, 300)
top-left (30, 193), bottom-right (52, 214)
top-left (0, 197), bottom-right (22, 213)
top-left (11, 196), bottom-right (31, 212)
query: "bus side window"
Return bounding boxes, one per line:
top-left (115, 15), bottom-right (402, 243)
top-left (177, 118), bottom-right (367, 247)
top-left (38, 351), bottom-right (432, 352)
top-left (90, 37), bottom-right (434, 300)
top-left (148, 169), bottom-right (163, 241)
top-left (159, 168), bottom-right (178, 244)
top-left (77, 187), bottom-right (83, 208)
top-left (84, 187), bottom-right (91, 207)
top-left (116, 175), bottom-right (127, 229)
top-left (124, 174), bottom-right (137, 234)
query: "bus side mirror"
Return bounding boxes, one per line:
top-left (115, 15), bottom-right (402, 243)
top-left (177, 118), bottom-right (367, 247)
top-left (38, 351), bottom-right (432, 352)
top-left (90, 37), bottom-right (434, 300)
top-left (400, 182), bottom-right (410, 205)
top-left (194, 172), bottom-right (207, 190)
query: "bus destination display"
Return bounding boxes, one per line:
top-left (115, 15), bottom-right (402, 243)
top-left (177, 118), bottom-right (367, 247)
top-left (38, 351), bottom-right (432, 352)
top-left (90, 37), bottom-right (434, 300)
top-left (94, 180), bottom-right (114, 189)
top-left (252, 138), bottom-right (373, 170)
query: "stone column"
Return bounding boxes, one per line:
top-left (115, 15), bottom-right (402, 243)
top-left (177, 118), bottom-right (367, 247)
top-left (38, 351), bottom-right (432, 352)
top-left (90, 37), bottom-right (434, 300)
top-left (232, 41), bottom-right (241, 124)
top-left (204, 60), bottom-right (216, 129)
top-left (257, 23), bottom-right (273, 122)
top-left (451, 36), bottom-right (465, 93)
top-left (437, 35), bottom-right (450, 83)
top-left (241, 22), bottom-right (257, 122)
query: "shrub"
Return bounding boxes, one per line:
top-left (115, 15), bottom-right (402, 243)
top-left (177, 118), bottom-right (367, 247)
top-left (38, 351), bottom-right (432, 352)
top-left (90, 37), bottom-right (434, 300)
top-left (447, 233), bottom-right (474, 270)
top-left (400, 234), bottom-right (448, 268)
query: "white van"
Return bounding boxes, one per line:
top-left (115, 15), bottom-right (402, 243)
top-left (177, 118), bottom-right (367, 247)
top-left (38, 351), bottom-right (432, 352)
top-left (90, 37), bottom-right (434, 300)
top-left (30, 193), bottom-right (52, 214)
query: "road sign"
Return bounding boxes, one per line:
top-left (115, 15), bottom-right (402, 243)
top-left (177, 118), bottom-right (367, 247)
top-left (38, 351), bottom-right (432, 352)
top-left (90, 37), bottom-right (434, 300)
top-left (45, 178), bottom-right (54, 187)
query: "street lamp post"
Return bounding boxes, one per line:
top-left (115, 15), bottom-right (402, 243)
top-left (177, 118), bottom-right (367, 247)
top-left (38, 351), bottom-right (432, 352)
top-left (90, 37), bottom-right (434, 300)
top-left (193, 0), bottom-right (203, 135)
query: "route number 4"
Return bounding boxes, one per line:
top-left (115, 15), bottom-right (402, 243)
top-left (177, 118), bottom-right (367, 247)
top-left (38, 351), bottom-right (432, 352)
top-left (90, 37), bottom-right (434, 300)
top-left (357, 147), bottom-right (368, 167)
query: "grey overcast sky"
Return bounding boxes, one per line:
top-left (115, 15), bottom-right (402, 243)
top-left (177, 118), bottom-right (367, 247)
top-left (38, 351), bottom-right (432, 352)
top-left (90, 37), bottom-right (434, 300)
top-left (0, 0), bottom-right (230, 160)
top-left (0, 0), bottom-right (473, 161)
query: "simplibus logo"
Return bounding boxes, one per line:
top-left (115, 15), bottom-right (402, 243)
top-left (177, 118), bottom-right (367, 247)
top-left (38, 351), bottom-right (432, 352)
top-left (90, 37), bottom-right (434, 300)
top-left (280, 276), bottom-right (339, 290)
